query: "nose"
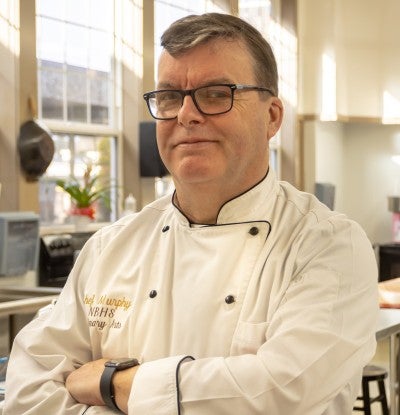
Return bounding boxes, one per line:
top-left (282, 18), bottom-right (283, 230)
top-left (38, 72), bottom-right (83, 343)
top-left (177, 95), bottom-right (205, 126)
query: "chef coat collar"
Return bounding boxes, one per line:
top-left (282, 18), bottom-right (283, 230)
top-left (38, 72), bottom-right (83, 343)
top-left (172, 168), bottom-right (279, 226)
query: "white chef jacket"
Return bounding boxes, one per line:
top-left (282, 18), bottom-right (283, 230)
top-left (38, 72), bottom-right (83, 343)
top-left (4, 169), bottom-right (379, 415)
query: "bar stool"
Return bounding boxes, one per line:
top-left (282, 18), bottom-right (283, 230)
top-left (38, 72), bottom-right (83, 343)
top-left (353, 365), bottom-right (389, 415)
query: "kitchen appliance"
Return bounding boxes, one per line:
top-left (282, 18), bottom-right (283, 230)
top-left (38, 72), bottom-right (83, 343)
top-left (0, 212), bottom-right (39, 276)
top-left (379, 243), bottom-right (400, 282)
top-left (39, 231), bottom-right (94, 287)
top-left (314, 182), bottom-right (335, 210)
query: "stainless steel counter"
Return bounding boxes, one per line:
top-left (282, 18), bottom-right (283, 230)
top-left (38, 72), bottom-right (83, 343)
top-left (376, 308), bottom-right (400, 415)
top-left (0, 286), bottom-right (61, 356)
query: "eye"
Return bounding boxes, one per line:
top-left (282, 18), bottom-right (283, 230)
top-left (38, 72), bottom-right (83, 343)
top-left (199, 85), bottom-right (231, 100)
top-left (155, 91), bottom-right (181, 109)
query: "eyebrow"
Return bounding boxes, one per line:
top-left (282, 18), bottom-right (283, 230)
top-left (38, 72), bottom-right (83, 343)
top-left (156, 78), bottom-right (234, 90)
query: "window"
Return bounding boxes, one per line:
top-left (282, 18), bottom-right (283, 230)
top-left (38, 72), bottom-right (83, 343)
top-left (154, 0), bottom-right (228, 80)
top-left (36, 0), bottom-right (114, 125)
top-left (239, 0), bottom-right (282, 177)
top-left (36, 0), bottom-right (119, 224)
top-left (39, 134), bottom-right (118, 224)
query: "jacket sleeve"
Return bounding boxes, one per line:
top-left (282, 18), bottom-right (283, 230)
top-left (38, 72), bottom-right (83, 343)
top-left (2, 235), bottom-right (115, 415)
top-left (128, 217), bottom-right (379, 415)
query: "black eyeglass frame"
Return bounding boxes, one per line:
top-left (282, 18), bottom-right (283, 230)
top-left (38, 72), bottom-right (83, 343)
top-left (143, 83), bottom-right (275, 120)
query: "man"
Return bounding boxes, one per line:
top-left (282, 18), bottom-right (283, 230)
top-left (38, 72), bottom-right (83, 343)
top-left (4, 13), bottom-right (378, 415)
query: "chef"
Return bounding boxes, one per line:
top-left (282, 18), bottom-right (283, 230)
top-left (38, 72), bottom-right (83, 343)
top-left (4, 12), bottom-right (378, 415)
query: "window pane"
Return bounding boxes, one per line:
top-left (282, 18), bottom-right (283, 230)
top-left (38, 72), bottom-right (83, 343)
top-left (90, 71), bottom-right (109, 124)
top-left (89, 29), bottom-right (112, 72)
top-left (89, 0), bottom-right (113, 31)
top-left (66, 23), bottom-right (88, 67)
top-left (239, 0), bottom-right (272, 34)
top-left (67, 65), bottom-right (87, 122)
top-left (37, 17), bottom-right (64, 63)
top-left (36, 0), bottom-right (65, 20)
top-left (154, 1), bottom-right (228, 79)
top-left (40, 134), bottom-right (71, 224)
top-left (39, 134), bottom-right (118, 225)
top-left (36, 0), bottom-right (114, 127)
top-left (66, 0), bottom-right (89, 26)
top-left (40, 62), bottom-right (64, 119)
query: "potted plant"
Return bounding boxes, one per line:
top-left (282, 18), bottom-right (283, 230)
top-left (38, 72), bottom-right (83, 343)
top-left (56, 163), bottom-right (112, 222)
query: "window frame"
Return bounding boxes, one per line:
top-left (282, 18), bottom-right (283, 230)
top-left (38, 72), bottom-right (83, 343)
top-left (35, 0), bottom-right (123, 225)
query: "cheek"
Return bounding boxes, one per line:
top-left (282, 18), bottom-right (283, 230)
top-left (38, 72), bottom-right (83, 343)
top-left (228, 109), bottom-right (269, 151)
top-left (155, 125), bottom-right (170, 159)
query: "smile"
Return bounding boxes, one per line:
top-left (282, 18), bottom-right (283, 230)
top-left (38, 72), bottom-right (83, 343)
top-left (174, 139), bottom-right (216, 148)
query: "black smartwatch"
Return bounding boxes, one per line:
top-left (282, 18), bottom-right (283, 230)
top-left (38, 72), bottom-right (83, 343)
top-left (100, 358), bottom-right (140, 412)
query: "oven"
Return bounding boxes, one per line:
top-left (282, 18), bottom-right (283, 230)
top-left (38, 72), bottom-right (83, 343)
top-left (379, 243), bottom-right (400, 282)
top-left (38, 231), bottom-right (94, 287)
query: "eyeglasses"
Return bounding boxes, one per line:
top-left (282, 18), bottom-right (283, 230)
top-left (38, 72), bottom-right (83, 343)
top-left (143, 84), bottom-right (274, 120)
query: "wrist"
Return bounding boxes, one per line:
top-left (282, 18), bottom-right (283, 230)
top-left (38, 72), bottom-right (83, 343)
top-left (113, 365), bottom-right (140, 414)
top-left (100, 358), bottom-right (139, 413)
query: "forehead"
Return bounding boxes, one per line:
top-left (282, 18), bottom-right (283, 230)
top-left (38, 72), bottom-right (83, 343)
top-left (157, 39), bottom-right (256, 87)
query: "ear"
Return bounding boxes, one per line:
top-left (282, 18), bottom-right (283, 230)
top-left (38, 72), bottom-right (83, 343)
top-left (266, 97), bottom-right (284, 140)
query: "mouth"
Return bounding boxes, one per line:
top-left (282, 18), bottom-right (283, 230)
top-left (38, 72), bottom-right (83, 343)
top-left (174, 138), bottom-right (215, 148)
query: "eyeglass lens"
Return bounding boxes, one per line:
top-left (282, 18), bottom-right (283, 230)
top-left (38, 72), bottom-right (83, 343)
top-left (148, 85), bottom-right (234, 119)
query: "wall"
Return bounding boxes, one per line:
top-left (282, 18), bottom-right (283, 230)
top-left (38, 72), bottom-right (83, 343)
top-left (342, 123), bottom-right (399, 244)
top-left (304, 120), bottom-right (396, 244)
top-left (0, 1), bottom-right (48, 213)
top-left (18, 0), bottom-right (39, 212)
top-left (120, 0), bottom-right (145, 209)
top-left (0, 0), bottom-right (19, 211)
top-left (336, 0), bottom-right (400, 120)
top-left (298, 0), bottom-right (400, 120)
top-left (303, 120), bottom-right (345, 211)
top-left (298, 0), bottom-right (400, 245)
top-left (297, 0), bottom-right (334, 116)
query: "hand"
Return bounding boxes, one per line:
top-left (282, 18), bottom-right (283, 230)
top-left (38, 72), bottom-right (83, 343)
top-left (66, 358), bottom-right (139, 413)
top-left (66, 358), bottom-right (108, 407)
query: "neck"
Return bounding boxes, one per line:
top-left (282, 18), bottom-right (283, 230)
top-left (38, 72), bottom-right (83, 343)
top-left (172, 177), bottom-right (262, 224)
top-left (173, 186), bottom-right (222, 224)
top-left (171, 166), bottom-right (269, 224)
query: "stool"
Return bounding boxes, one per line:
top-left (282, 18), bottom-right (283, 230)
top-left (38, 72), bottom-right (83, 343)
top-left (353, 365), bottom-right (389, 415)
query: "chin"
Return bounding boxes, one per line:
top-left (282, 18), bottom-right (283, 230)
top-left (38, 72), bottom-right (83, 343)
top-left (177, 170), bottom-right (221, 185)
top-left (174, 159), bottom-right (220, 182)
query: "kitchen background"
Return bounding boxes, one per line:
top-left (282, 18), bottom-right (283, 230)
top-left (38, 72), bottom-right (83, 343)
top-left (0, 1), bottom-right (399, 412)
top-left (299, 0), bottom-right (400, 246)
top-left (0, 0), bottom-right (399, 247)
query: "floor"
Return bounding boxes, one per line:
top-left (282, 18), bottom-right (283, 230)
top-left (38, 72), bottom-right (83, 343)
top-left (352, 338), bottom-right (391, 414)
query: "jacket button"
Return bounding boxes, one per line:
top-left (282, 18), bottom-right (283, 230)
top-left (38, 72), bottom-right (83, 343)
top-left (249, 226), bottom-right (259, 236)
top-left (225, 295), bottom-right (235, 304)
top-left (162, 225), bottom-right (170, 232)
top-left (149, 290), bottom-right (157, 298)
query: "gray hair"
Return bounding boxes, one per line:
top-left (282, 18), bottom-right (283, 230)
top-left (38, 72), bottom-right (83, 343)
top-left (160, 13), bottom-right (279, 96)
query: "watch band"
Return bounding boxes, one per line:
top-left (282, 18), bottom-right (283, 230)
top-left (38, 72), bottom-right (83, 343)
top-left (100, 358), bottom-right (140, 412)
top-left (100, 365), bottom-right (120, 412)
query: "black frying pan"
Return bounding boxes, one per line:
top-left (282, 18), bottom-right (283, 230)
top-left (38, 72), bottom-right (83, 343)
top-left (17, 120), bottom-right (54, 181)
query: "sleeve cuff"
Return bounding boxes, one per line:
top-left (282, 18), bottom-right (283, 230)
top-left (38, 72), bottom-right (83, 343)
top-left (128, 355), bottom-right (194, 415)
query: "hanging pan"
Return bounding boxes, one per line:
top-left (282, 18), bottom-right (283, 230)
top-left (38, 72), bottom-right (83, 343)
top-left (17, 98), bottom-right (54, 181)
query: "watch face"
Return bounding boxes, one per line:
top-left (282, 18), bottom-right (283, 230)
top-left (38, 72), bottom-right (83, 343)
top-left (105, 358), bottom-right (139, 370)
